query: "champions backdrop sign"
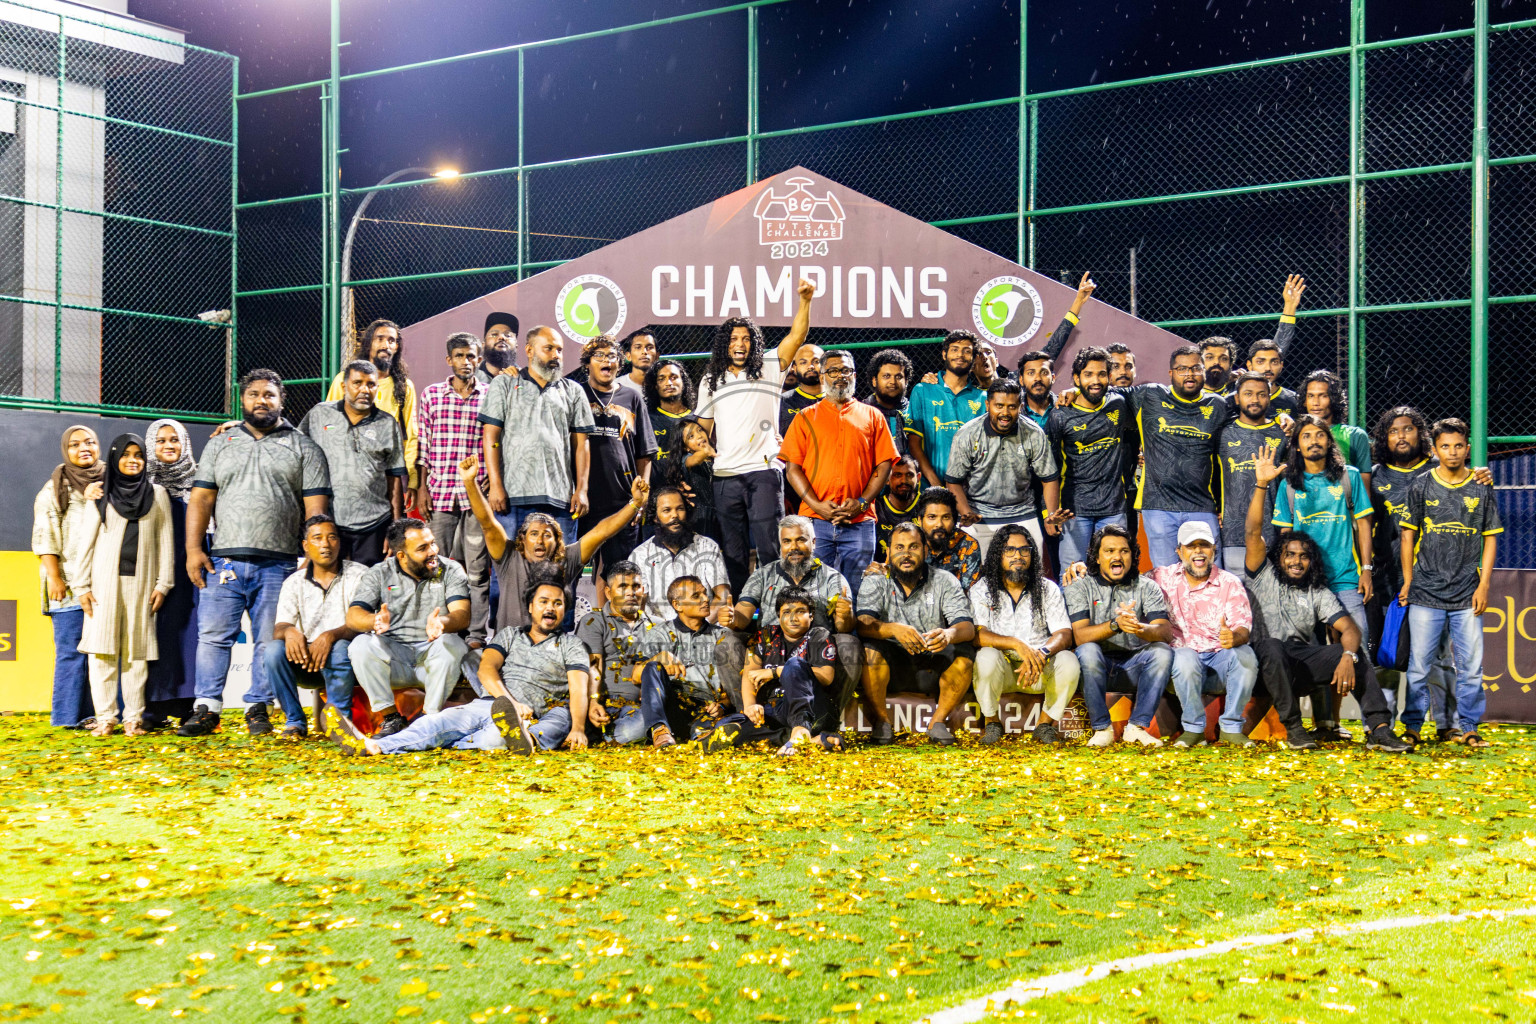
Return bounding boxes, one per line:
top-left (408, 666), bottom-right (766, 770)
top-left (398, 166), bottom-right (1189, 374)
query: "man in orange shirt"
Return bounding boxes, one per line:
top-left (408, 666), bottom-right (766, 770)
top-left (781, 350), bottom-right (899, 583)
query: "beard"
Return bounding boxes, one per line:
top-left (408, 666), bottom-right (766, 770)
top-left (244, 406), bottom-right (281, 430)
top-left (402, 551), bottom-right (439, 578)
top-left (483, 345), bottom-right (514, 370)
top-left (1204, 366), bottom-right (1227, 388)
top-left (534, 356), bottom-right (563, 382)
top-left (892, 561), bottom-right (926, 589)
top-left (825, 379), bottom-right (854, 402)
top-left (1004, 565), bottom-right (1031, 586)
top-left (799, 369), bottom-right (821, 387)
top-left (656, 520), bottom-right (694, 551)
top-left (371, 352), bottom-right (395, 375)
top-left (1183, 561), bottom-right (1212, 580)
top-left (923, 526), bottom-right (951, 551)
top-left (782, 555), bottom-right (812, 582)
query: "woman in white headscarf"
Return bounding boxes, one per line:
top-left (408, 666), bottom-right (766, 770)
top-left (143, 419), bottom-right (202, 725)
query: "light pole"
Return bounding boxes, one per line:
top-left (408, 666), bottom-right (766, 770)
top-left (339, 165), bottom-right (458, 358)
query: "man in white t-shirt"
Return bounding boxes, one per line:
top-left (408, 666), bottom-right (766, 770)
top-left (694, 277), bottom-right (816, 594)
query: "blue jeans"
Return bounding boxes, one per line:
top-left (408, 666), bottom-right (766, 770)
top-left (526, 704), bottom-right (574, 750)
top-left (495, 505), bottom-right (577, 547)
top-left (1171, 645), bottom-right (1258, 735)
top-left (377, 698), bottom-right (504, 753)
top-left (194, 557), bottom-right (290, 711)
top-left (606, 703), bottom-right (648, 745)
top-left (640, 663), bottom-right (718, 739)
top-left (260, 638), bottom-right (356, 723)
top-left (1076, 641), bottom-right (1172, 730)
top-left (1142, 510), bottom-right (1221, 570)
top-left (47, 606), bottom-right (92, 727)
top-left (811, 518), bottom-right (876, 585)
top-left (1059, 514), bottom-right (1128, 570)
top-left (1403, 606), bottom-right (1484, 733)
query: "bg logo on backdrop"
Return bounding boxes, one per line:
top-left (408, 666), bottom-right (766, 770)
top-left (554, 274), bottom-right (628, 342)
top-left (753, 175), bottom-right (845, 259)
top-left (972, 275), bottom-right (1044, 346)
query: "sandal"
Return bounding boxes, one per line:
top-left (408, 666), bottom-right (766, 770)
top-left (1456, 732), bottom-right (1491, 749)
top-left (90, 720), bottom-right (114, 738)
top-left (122, 722), bottom-right (146, 737)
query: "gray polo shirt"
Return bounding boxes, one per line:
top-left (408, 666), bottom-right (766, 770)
top-left (297, 402), bottom-right (407, 531)
top-left (576, 606), bottom-right (671, 701)
top-left (477, 369), bottom-right (596, 512)
top-left (350, 555), bottom-right (471, 645)
top-left (855, 566), bottom-right (972, 633)
top-left (944, 416), bottom-right (1058, 523)
top-left (1063, 574), bottom-right (1169, 654)
top-left (739, 558), bottom-right (852, 630)
top-left (487, 626), bottom-right (590, 711)
top-left (1244, 562), bottom-right (1345, 645)
top-left (664, 619), bottom-right (731, 703)
top-left (193, 423), bottom-right (332, 561)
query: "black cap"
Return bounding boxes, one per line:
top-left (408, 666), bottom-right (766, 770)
top-left (484, 312), bottom-right (518, 337)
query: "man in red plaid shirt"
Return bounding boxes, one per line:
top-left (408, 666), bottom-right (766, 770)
top-left (418, 332), bottom-right (492, 639)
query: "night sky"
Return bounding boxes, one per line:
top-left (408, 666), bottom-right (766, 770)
top-left (127, 0), bottom-right (1536, 204)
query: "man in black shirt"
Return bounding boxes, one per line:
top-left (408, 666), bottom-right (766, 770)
top-left (579, 336), bottom-right (657, 605)
top-left (1398, 419), bottom-right (1502, 748)
top-left (705, 587), bottom-right (845, 753)
top-left (779, 344), bottom-right (825, 437)
top-left (1241, 275), bottom-right (1306, 417)
top-left (1196, 336), bottom-right (1241, 399)
top-left (1216, 372), bottom-right (1289, 572)
top-left (1051, 345), bottom-right (1130, 568)
top-left (863, 348), bottom-right (920, 459)
top-left (873, 457), bottom-right (922, 565)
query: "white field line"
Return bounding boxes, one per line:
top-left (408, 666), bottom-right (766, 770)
top-left (918, 906), bottom-right (1536, 1024)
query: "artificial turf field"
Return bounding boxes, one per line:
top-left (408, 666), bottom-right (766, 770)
top-left (2, 715), bottom-right (1535, 1024)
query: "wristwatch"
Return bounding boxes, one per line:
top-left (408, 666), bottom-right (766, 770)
top-left (1344, 649), bottom-right (1359, 664)
top-left (1108, 619), bottom-right (1121, 634)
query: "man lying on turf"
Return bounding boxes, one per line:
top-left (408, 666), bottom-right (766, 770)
top-left (321, 568), bottom-right (591, 755)
top-left (642, 575), bottom-right (734, 747)
top-left (705, 586), bottom-right (845, 754)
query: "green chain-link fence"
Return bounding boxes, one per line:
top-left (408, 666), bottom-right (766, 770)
top-left (0, 0), bottom-right (237, 423)
top-left (224, 0), bottom-right (1535, 462)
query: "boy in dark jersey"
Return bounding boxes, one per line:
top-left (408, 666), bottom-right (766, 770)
top-left (705, 587), bottom-right (845, 754)
top-left (1397, 419), bottom-right (1502, 748)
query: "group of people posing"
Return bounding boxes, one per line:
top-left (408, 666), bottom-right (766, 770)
top-left (33, 270), bottom-right (1502, 754)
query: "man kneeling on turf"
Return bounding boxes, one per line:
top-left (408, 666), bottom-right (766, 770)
top-left (856, 522), bottom-right (976, 745)
top-left (708, 587), bottom-right (845, 754)
top-left (1242, 448), bottom-right (1408, 752)
top-left (322, 569), bottom-right (590, 754)
top-left (642, 576), bottom-right (733, 747)
top-left (1064, 524), bottom-right (1173, 748)
top-left (969, 525), bottom-right (1079, 746)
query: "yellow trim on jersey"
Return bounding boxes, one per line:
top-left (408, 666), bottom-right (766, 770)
top-left (1234, 418), bottom-right (1279, 430)
top-left (1134, 408), bottom-right (1147, 510)
top-left (1064, 311), bottom-right (1079, 325)
top-left (1280, 314), bottom-right (1297, 324)
top-left (1430, 467), bottom-right (1476, 489)
top-left (656, 407), bottom-right (694, 420)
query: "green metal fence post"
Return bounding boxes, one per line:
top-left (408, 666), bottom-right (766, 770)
top-left (318, 84), bottom-right (332, 380)
top-left (1346, 0), bottom-right (1364, 426)
top-left (1471, 0), bottom-right (1490, 464)
top-left (54, 14), bottom-right (64, 403)
top-left (230, 57), bottom-right (240, 415)
top-left (746, 5), bottom-right (758, 185)
top-left (517, 48), bottom-right (526, 281)
top-left (327, 0), bottom-right (343, 378)
top-left (1026, 101), bottom-right (1038, 269)
top-left (1015, 0), bottom-right (1026, 265)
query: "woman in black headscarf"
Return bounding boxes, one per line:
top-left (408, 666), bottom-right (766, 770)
top-left (143, 419), bottom-right (201, 725)
top-left (76, 435), bottom-right (175, 737)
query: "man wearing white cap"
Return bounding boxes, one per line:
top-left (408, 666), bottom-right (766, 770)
top-left (1148, 519), bottom-right (1258, 747)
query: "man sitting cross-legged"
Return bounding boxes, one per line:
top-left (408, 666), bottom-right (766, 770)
top-left (576, 559), bottom-right (671, 745)
top-left (969, 525), bottom-right (1079, 746)
top-left (262, 514), bottom-right (365, 740)
top-left (321, 569), bottom-right (590, 755)
top-left (1242, 448), bottom-right (1409, 752)
top-left (856, 522), bottom-right (976, 746)
top-left (719, 515), bottom-right (859, 712)
top-left (345, 518), bottom-right (473, 733)
top-left (641, 576), bottom-right (734, 747)
top-left (706, 587), bottom-right (846, 754)
top-left (1064, 524), bottom-right (1174, 748)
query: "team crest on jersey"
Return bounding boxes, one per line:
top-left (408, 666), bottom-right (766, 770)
top-left (1106, 409), bottom-right (1119, 425)
top-left (1328, 485), bottom-right (1344, 499)
top-left (968, 401), bottom-right (981, 414)
top-left (1464, 496), bottom-right (1481, 512)
top-left (1200, 406), bottom-right (1214, 419)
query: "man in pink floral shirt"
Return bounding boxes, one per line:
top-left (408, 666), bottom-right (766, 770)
top-left (1149, 521), bottom-right (1258, 748)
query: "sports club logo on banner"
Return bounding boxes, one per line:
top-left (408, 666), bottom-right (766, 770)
top-left (971, 275), bottom-right (1044, 346)
top-left (554, 274), bottom-right (628, 342)
top-left (753, 175), bottom-right (845, 258)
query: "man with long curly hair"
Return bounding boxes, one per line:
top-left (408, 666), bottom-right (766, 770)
top-left (327, 319), bottom-right (421, 494)
top-left (694, 277), bottom-right (816, 595)
top-left (1241, 447), bottom-right (1407, 752)
top-left (1300, 369), bottom-right (1372, 493)
top-left (969, 526), bottom-right (1078, 746)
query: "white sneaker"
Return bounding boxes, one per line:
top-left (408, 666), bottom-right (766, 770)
top-left (1123, 723), bottom-right (1164, 747)
top-left (1087, 727), bottom-right (1115, 747)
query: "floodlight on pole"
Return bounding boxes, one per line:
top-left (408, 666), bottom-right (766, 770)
top-left (339, 165), bottom-right (460, 355)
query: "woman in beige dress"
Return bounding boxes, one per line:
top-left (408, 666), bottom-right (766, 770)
top-left (77, 434), bottom-right (174, 737)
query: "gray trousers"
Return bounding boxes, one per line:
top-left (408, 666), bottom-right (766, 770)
top-left (349, 632), bottom-right (470, 715)
top-left (430, 509), bottom-right (491, 640)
